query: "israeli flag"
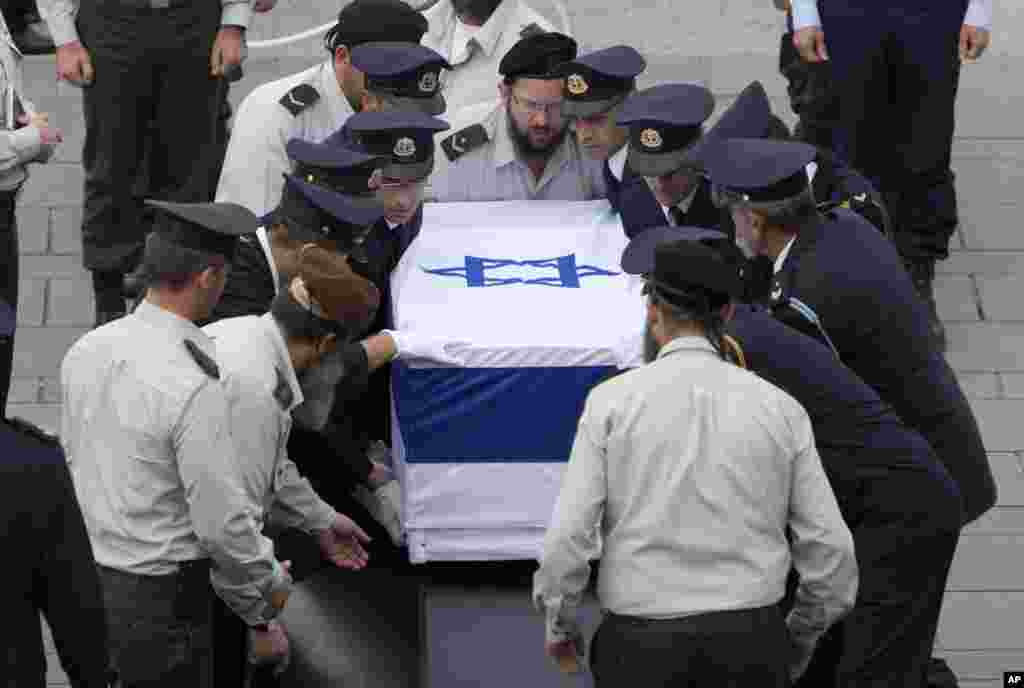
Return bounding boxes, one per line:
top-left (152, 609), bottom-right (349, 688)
top-left (391, 200), bottom-right (644, 563)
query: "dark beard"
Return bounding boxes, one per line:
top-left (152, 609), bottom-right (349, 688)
top-left (451, 0), bottom-right (502, 22)
top-left (507, 104), bottom-right (568, 158)
top-left (642, 323), bottom-right (660, 364)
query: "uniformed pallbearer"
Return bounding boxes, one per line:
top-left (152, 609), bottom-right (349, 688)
top-left (555, 45), bottom-right (646, 217)
top-left (205, 247), bottom-right (380, 684)
top-left (431, 31), bottom-right (606, 202)
top-left (350, 42), bottom-right (452, 117)
top-left (534, 239), bottom-right (856, 685)
top-left (703, 137), bottom-right (997, 526)
top-left (215, 0), bottom-right (428, 218)
top-left (60, 201), bottom-right (293, 687)
top-left (621, 226), bottom-right (964, 686)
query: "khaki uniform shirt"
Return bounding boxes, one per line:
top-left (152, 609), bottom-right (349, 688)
top-left (534, 337), bottom-right (857, 648)
top-left (60, 301), bottom-right (289, 626)
top-left (422, 0), bottom-right (559, 113)
top-left (430, 99), bottom-right (607, 202)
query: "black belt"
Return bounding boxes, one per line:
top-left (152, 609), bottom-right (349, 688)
top-left (98, 558), bottom-right (212, 587)
top-left (605, 604), bottom-right (781, 632)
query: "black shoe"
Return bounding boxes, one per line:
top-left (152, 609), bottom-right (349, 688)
top-left (904, 258), bottom-right (947, 353)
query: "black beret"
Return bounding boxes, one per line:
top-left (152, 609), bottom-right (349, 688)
top-left (499, 32), bottom-right (578, 81)
top-left (619, 226), bottom-right (743, 303)
top-left (327, 0), bottom-right (429, 51)
top-left (145, 200), bottom-right (257, 260)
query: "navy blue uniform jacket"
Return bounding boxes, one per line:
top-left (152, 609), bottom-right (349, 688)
top-left (773, 209), bottom-right (996, 523)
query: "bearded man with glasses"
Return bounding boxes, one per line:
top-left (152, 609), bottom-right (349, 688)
top-left (430, 32), bottom-right (606, 202)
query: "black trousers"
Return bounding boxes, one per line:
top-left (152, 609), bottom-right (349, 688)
top-left (0, 192), bottom-right (18, 412)
top-left (590, 605), bottom-right (791, 688)
top-left (98, 561), bottom-right (215, 688)
top-left (779, 31), bottom-right (839, 150)
top-left (821, 2), bottom-right (966, 261)
top-left (76, 0), bottom-right (224, 273)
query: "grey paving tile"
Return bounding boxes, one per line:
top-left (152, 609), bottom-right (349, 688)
top-left (939, 251), bottom-right (1024, 276)
top-left (20, 255), bottom-right (89, 280)
top-left (946, 323), bottom-right (1024, 372)
top-left (17, 279), bottom-right (46, 327)
top-left (937, 592), bottom-right (1024, 650)
top-left (16, 206), bottom-right (50, 255)
top-left (6, 404), bottom-right (60, 435)
top-left (959, 203), bottom-right (1024, 251)
top-left (985, 453), bottom-right (1024, 507)
top-left (49, 206), bottom-right (83, 256)
top-left (20, 57), bottom-right (60, 100)
top-left (12, 327), bottom-right (87, 378)
top-left (30, 95), bottom-right (85, 165)
top-left (971, 400), bottom-right (1024, 452)
top-left (19, 163), bottom-right (84, 206)
top-left (964, 506), bottom-right (1024, 535)
top-left (936, 275), bottom-right (980, 322)
top-left (948, 534), bottom-right (1024, 591)
top-left (47, 278), bottom-right (94, 328)
top-left (978, 276), bottom-right (1024, 321)
top-left (956, 372), bottom-right (1001, 398)
top-left (6, 378), bottom-right (42, 405)
top-left (1002, 374), bottom-right (1024, 399)
top-left (938, 650), bottom-right (1024, 682)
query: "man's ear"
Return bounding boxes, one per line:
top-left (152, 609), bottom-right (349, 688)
top-left (196, 264), bottom-right (224, 290)
top-left (334, 45), bottom-right (351, 69)
top-left (498, 80), bottom-right (510, 102)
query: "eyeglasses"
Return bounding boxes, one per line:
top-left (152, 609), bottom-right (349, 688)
top-left (510, 92), bottom-right (564, 118)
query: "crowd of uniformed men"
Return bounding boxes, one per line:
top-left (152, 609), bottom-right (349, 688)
top-left (0, 0), bottom-right (1001, 685)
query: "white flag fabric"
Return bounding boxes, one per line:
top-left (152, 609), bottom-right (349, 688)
top-left (391, 200), bottom-right (643, 563)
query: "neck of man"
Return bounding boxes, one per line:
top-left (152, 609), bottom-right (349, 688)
top-left (658, 321), bottom-right (706, 349)
top-left (145, 289), bottom-right (201, 324)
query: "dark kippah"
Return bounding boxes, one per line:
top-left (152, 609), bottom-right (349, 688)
top-left (499, 32), bottom-right (578, 81)
top-left (325, 0), bottom-right (428, 53)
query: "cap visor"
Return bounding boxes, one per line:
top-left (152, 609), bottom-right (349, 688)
top-left (621, 225), bottom-right (729, 274)
top-left (626, 146), bottom-right (691, 178)
top-left (286, 175), bottom-right (385, 227)
top-left (562, 98), bottom-right (617, 120)
top-left (383, 157), bottom-right (434, 183)
top-left (383, 93), bottom-right (447, 117)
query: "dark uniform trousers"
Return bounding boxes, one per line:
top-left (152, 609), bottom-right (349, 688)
top-left (98, 559), bottom-right (215, 688)
top-left (590, 605), bottom-right (791, 688)
top-left (820, 1), bottom-right (967, 261)
top-left (778, 11), bottom-right (839, 149)
top-left (774, 210), bottom-right (996, 523)
top-left (76, 0), bottom-right (225, 274)
top-left (0, 190), bottom-right (18, 412)
top-left (729, 307), bottom-right (962, 687)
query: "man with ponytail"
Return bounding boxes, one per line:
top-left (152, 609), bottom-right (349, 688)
top-left (533, 237), bottom-right (856, 686)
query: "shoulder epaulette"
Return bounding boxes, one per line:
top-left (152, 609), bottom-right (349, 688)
top-left (440, 123), bottom-right (490, 162)
top-left (279, 83), bottom-right (320, 117)
top-left (520, 22), bottom-right (545, 39)
top-left (185, 339), bottom-right (220, 380)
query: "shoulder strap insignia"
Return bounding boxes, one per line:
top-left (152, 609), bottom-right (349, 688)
top-left (441, 123), bottom-right (489, 162)
top-left (520, 22), bottom-right (545, 39)
top-left (185, 339), bottom-right (220, 380)
top-left (273, 367), bottom-right (294, 410)
top-left (279, 83), bottom-right (320, 117)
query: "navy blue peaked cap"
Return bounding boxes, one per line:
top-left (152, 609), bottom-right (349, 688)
top-left (617, 83), bottom-right (716, 177)
top-left (702, 138), bottom-right (816, 203)
top-left (351, 42), bottom-right (451, 115)
top-left (285, 134), bottom-right (387, 227)
top-left (344, 110), bottom-right (450, 182)
top-left (557, 45), bottom-right (647, 118)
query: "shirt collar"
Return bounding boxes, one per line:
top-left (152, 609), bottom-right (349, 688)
top-left (260, 313), bottom-right (305, 412)
top-left (657, 335), bottom-right (719, 360)
top-left (662, 183), bottom-right (700, 223)
top-left (467, 0), bottom-right (515, 58)
top-left (320, 60), bottom-right (355, 124)
top-left (134, 300), bottom-right (214, 352)
top-left (606, 144), bottom-right (628, 182)
top-left (773, 235), bottom-right (798, 275)
top-left (256, 227), bottom-right (281, 296)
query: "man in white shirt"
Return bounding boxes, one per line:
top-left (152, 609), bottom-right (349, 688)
top-left (534, 239), bottom-right (857, 685)
top-left (431, 32), bottom-right (606, 202)
top-left (789, 0), bottom-right (994, 351)
top-left (421, 0), bottom-right (558, 113)
top-left (215, 0), bottom-right (428, 219)
top-left (60, 201), bottom-right (292, 687)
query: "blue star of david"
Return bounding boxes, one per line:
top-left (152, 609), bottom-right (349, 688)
top-left (422, 254), bottom-right (619, 288)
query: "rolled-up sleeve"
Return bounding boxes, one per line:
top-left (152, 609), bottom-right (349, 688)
top-left (36, 0), bottom-right (80, 47)
top-left (175, 381), bottom-right (290, 627)
top-left (270, 456), bottom-right (338, 533)
top-left (785, 407), bottom-right (858, 648)
top-left (964, 0), bottom-right (992, 30)
top-left (533, 397), bottom-right (606, 621)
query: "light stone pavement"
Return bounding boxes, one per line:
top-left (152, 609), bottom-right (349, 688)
top-left (19, 2), bottom-right (1024, 685)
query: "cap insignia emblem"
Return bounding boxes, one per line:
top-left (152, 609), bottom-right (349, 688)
top-left (566, 74), bottom-right (588, 96)
top-left (419, 71), bottom-right (439, 94)
top-left (640, 128), bottom-right (663, 150)
top-left (394, 137), bottom-right (417, 158)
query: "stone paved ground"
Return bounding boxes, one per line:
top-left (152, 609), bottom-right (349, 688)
top-left (20, 2), bottom-right (1024, 685)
